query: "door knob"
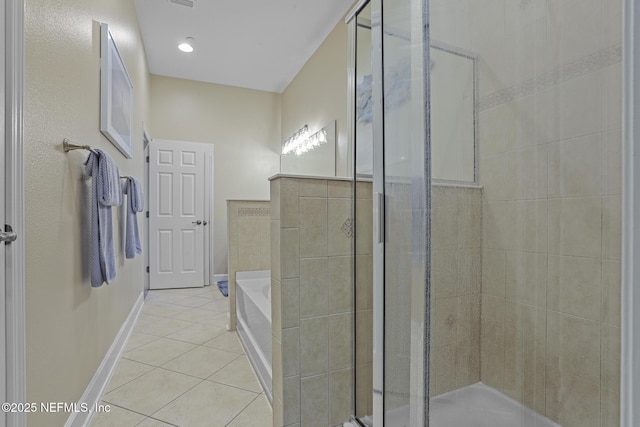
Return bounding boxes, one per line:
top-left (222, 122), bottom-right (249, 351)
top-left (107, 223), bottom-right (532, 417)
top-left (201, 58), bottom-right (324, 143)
top-left (203, 221), bottom-right (208, 226)
top-left (192, 220), bottom-right (202, 225)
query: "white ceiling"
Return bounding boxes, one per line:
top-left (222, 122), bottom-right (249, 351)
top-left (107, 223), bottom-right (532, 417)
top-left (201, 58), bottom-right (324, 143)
top-left (134, 0), bottom-right (355, 93)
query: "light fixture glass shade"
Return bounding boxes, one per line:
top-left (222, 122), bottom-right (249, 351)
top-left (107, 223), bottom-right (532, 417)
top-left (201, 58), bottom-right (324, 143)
top-left (282, 125), bottom-right (328, 156)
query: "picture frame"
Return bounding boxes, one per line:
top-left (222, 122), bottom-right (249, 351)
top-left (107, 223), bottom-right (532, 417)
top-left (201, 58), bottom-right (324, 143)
top-left (100, 23), bottom-right (134, 158)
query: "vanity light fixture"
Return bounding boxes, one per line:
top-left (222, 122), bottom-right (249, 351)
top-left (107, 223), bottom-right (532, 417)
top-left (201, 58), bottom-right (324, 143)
top-left (178, 37), bottom-right (195, 53)
top-left (282, 125), bottom-right (328, 156)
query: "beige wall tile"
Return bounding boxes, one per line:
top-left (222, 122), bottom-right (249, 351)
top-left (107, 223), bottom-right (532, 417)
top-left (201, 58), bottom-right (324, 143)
top-left (272, 279), bottom-right (282, 342)
top-left (602, 129), bottom-right (622, 195)
top-left (283, 327), bottom-right (300, 378)
top-left (432, 206), bottom-right (459, 252)
top-left (328, 313), bottom-right (353, 371)
top-left (459, 249), bottom-right (482, 296)
top-left (273, 337), bottom-right (283, 401)
top-left (299, 179), bottom-right (328, 197)
top-left (328, 198), bottom-right (352, 256)
top-left (300, 198), bottom-right (328, 257)
top-left (602, 260), bottom-right (621, 326)
top-left (458, 197), bottom-right (482, 249)
top-left (355, 198), bottom-right (373, 255)
top-left (505, 251), bottom-right (547, 307)
top-left (548, 197), bottom-right (602, 258)
top-left (281, 228), bottom-right (300, 279)
top-left (479, 154), bottom-right (507, 201)
top-left (300, 318), bottom-right (328, 377)
top-left (602, 195), bottom-right (622, 260)
top-left (481, 295), bottom-right (505, 347)
top-left (431, 297), bottom-right (459, 347)
top-left (547, 255), bottom-right (601, 320)
top-left (299, 258), bottom-right (328, 319)
top-left (282, 278), bottom-right (300, 329)
top-left (432, 250), bottom-right (459, 299)
top-left (601, 324), bottom-right (620, 392)
top-left (271, 179), bottom-right (281, 221)
top-left (274, 396), bottom-right (284, 427)
top-left (355, 181), bottom-right (373, 199)
top-left (355, 310), bottom-right (373, 365)
top-left (548, 133), bottom-right (602, 198)
top-left (603, 62), bottom-right (622, 131)
top-left (483, 202), bottom-right (507, 250)
top-left (482, 249), bottom-right (506, 298)
top-left (328, 180), bottom-right (352, 198)
top-left (355, 363), bottom-right (373, 417)
top-left (479, 104), bottom-right (508, 157)
top-left (281, 178), bottom-right (300, 228)
top-left (455, 339), bottom-right (481, 387)
top-left (601, 388), bottom-right (620, 427)
top-left (546, 311), bottom-right (600, 384)
top-left (329, 369), bottom-right (352, 426)
top-left (545, 366), bottom-right (600, 427)
top-left (283, 376), bottom-right (301, 425)
top-left (481, 339), bottom-right (505, 391)
top-left (457, 294), bottom-right (481, 343)
top-left (300, 374), bottom-right (328, 427)
top-left (328, 256), bottom-right (353, 315)
top-left (557, 71), bottom-right (603, 142)
top-left (271, 220), bottom-right (281, 281)
top-left (431, 344), bottom-right (457, 396)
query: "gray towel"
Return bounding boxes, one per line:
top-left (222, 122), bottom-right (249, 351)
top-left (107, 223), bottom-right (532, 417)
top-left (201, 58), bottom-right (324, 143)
top-left (122, 176), bottom-right (144, 259)
top-left (85, 149), bottom-right (122, 287)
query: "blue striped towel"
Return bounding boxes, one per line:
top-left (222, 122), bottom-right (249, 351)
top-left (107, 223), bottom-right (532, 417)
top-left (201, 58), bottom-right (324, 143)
top-left (85, 149), bottom-right (122, 287)
top-left (122, 177), bottom-right (144, 259)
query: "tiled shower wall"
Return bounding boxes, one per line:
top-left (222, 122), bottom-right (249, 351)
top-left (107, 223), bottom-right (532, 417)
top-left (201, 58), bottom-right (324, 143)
top-left (432, 1), bottom-right (624, 426)
top-left (430, 185), bottom-right (482, 397)
top-left (270, 176), bottom-right (361, 427)
top-left (226, 200), bottom-right (271, 330)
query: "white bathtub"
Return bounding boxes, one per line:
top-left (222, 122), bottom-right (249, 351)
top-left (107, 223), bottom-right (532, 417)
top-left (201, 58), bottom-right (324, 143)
top-left (236, 270), bottom-right (272, 402)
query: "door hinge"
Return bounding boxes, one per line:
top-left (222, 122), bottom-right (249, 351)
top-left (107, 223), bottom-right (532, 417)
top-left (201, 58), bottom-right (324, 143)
top-left (0, 224), bottom-right (18, 244)
top-left (146, 266), bottom-right (150, 273)
top-left (146, 211), bottom-right (149, 218)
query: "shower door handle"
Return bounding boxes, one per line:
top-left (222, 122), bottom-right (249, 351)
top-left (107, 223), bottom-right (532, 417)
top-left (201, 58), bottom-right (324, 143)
top-left (375, 192), bottom-right (385, 244)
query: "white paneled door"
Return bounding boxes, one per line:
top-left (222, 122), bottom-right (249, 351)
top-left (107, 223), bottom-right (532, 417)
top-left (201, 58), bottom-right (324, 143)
top-left (149, 140), bottom-right (212, 289)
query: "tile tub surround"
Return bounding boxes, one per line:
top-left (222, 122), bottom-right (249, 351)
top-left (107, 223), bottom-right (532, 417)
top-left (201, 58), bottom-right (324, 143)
top-left (227, 200), bottom-right (271, 330)
top-left (270, 175), bottom-right (360, 427)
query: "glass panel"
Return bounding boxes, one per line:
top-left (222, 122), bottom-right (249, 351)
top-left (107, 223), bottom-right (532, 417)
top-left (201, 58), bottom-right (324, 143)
top-left (379, 0), bottom-right (429, 424)
top-left (428, 0), bottom-right (623, 426)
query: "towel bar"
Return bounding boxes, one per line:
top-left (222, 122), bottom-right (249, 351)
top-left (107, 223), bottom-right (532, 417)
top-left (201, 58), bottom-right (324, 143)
top-left (62, 138), bottom-right (99, 155)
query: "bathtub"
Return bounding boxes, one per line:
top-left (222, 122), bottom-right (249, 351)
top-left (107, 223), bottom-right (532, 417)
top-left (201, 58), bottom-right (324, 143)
top-left (236, 270), bottom-right (272, 402)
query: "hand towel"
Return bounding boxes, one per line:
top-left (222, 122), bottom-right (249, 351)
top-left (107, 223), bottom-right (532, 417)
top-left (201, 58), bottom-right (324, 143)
top-left (85, 149), bottom-right (123, 287)
top-left (122, 176), bottom-right (144, 259)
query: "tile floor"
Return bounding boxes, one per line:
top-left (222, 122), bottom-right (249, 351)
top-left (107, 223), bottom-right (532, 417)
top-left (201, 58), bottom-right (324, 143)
top-left (90, 286), bottom-right (272, 427)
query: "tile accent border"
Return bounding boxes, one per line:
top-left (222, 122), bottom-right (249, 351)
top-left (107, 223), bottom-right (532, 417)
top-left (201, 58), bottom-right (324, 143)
top-left (479, 43), bottom-right (622, 111)
top-left (238, 207), bottom-right (271, 217)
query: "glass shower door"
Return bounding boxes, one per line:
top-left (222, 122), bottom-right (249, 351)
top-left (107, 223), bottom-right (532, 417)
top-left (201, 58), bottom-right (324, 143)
top-left (371, 0), bottom-right (430, 424)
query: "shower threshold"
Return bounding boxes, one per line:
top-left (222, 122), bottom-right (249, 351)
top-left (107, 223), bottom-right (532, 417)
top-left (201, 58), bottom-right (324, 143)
top-left (353, 382), bottom-right (559, 427)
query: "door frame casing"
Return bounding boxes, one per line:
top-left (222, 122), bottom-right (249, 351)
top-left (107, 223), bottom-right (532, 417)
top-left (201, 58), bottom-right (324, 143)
top-left (146, 139), bottom-right (214, 289)
top-left (4, 0), bottom-right (27, 426)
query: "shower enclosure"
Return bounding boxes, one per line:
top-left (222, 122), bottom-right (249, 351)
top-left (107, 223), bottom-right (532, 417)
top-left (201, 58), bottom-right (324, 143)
top-left (348, 0), bottom-right (623, 425)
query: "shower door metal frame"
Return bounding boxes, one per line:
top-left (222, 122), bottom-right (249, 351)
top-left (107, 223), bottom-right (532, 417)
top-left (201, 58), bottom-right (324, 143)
top-left (621, 0), bottom-right (640, 425)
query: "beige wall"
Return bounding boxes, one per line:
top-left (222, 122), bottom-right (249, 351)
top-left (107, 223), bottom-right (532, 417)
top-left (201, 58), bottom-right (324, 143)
top-left (270, 176), bottom-right (355, 427)
top-left (227, 200), bottom-right (271, 330)
top-left (24, 0), bottom-right (150, 425)
top-left (149, 75), bottom-right (281, 275)
top-left (281, 21), bottom-right (350, 177)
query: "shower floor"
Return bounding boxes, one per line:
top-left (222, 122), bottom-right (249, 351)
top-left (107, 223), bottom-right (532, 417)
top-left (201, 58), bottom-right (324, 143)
top-left (354, 382), bottom-right (559, 427)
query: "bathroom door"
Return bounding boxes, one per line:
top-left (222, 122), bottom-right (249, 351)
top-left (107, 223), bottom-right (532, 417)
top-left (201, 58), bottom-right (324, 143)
top-left (149, 140), bottom-right (213, 289)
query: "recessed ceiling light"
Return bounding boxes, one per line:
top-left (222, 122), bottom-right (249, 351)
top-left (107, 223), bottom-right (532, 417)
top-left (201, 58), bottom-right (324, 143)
top-left (178, 37), bottom-right (194, 53)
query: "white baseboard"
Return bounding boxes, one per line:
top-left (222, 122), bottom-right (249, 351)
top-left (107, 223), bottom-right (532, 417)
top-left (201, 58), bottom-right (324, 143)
top-left (214, 274), bottom-right (228, 283)
top-left (65, 292), bottom-right (145, 427)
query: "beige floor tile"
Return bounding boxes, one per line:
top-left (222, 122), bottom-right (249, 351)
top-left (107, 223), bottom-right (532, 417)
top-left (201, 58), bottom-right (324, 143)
top-left (197, 300), bottom-right (228, 312)
top-left (103, 368), bottom-right (200, 416)
top-left (171, 296), bottom-right (212, 308)
top-left (89, 403), bottom-right (146, 427)
top-left (142, 302), bottom-right (189, 318)
top-left (134, 317), bottom-right (195, 337)
top-left (166, 323), bottom-right (226, 345)
top-left (203, 332), bottom-right (245, 354)
top-left (107, 359), bottom-right (155, 392)
top-left (169, 308), bottom-right (226, 325)
top-left (152, 287), bottom-right (208, 297)
top-left (162, 346), bottom-right (240, 379)
top-left (207, 355), bottom-right (263, 393)
top-left (151, 380), bottom-right (257, 427)
top-left (124, 332), bottom-right (161, 352)
top-left (135, 417), bottom-right (177, 426)
top-left (227, 395), bottom-right (273, 427)
top-left (144, 292), bottom-right (190, 305)
top-left (123, 338), bottom-right (196, 366)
